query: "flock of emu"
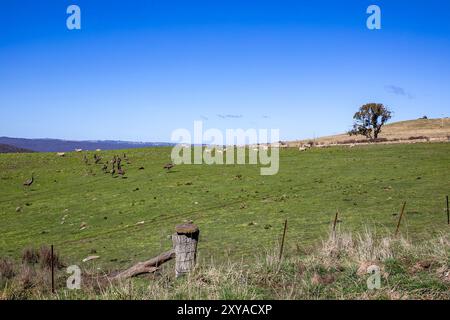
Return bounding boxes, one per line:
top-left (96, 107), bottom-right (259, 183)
top-left (89, 153), bottom-right (129, 177)
top-left (22, 152), bottom-right (175, 186)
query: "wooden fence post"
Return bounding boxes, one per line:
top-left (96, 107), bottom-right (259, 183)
top-left (279, 219), bottom-right (288, 261)
top-left (333, 210), bottom-right (339, 235)
top-left (395, 202), bottom-right (407, 236)
top-left (172, 222), bottom-right (199, 277)
top-left (51, 244), bottom-right (55, 294)
top-left (446, 195), bottom-right (449, 225)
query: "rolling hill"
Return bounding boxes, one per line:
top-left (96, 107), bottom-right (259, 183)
top-left (290, 117), bottom-right (450, 146)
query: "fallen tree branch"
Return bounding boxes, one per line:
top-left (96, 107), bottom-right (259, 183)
top-left (112, 249), bottom-right (175, 280)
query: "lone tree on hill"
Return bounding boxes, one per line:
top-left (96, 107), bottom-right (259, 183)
top-left (348, 103), bottom-right (392, 140)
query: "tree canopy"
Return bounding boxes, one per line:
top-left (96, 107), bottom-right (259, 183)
top-left (348, 103), bottom-right (392, 140)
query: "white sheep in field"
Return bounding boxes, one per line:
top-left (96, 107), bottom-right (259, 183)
top-left (75, 149), bottom-right (83, 152)
top-left (56, 152), bottom-right (65, 157)
top-left (299, 147), bottom-right (307, 151)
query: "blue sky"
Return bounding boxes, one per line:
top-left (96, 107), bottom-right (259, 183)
top-left (1, 0), bottom-right (449, 142)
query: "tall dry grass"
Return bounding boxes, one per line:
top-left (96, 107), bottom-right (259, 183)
top-left (1, 229), bottom-right (449, 300)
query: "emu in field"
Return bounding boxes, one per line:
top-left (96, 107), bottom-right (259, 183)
top-left (102, 164), bottom-right (108, 173)
top-left (94, 154), bottom-right (102, 164)
top-left (23, 173), bottom-right (34, 187)
top-left (163, 163), bottom-right (175, 171)
top-left (117, 164), bottom-right (125, 176)
top-left (83, 155), bottom-right (89, 165)
top-left (110, 163), bottom-right (116, 176)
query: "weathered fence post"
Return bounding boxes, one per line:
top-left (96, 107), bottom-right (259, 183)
top-left (172, 222), bottom-right (199, 277)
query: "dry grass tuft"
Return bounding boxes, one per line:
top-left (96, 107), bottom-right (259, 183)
top-left (21, 247), bottom-right (39, 265)
top-left (38, 246), bottom-right (63, 270)
top-left (0, 258), bottom-right (15, 279)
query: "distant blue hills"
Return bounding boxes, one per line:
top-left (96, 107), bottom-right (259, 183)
top-left (0, 137), bottom-right (174, 153)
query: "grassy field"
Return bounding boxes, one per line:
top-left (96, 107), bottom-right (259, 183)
top-left (0, 142), bottom-right (449, 273)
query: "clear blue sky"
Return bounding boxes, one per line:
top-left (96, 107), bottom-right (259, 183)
top-left (1, 0), bottom-right (449, 142)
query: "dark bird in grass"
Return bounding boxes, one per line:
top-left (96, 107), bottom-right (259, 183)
top-left (83, 155), bottom-right (89, 165)
top-left (94, 154), bottom-right (102, 164)
top-left (110, 164), bottom-right (116, 176)
top-left (23, 173), bottom-right (34, 187)
top-left (117, 167), bottom-right (125, 176)
top-left (102, 164), bottom-right (108, 172)
top-left (163, 163), bottom-right (175, 171)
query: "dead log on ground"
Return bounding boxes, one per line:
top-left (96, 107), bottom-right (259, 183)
top-left (112, 249), bottom-right (175, 280)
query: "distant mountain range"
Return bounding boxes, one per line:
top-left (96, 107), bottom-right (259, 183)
top-left (0, 143), bottom-right (35, 153)
top-left (0, 137), bottom-right (174, 153)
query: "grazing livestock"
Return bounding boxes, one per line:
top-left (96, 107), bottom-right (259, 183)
top-left (56, 152), bottom-right (65, 157)
top-left (23, 174), bottom-right (34, 187)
